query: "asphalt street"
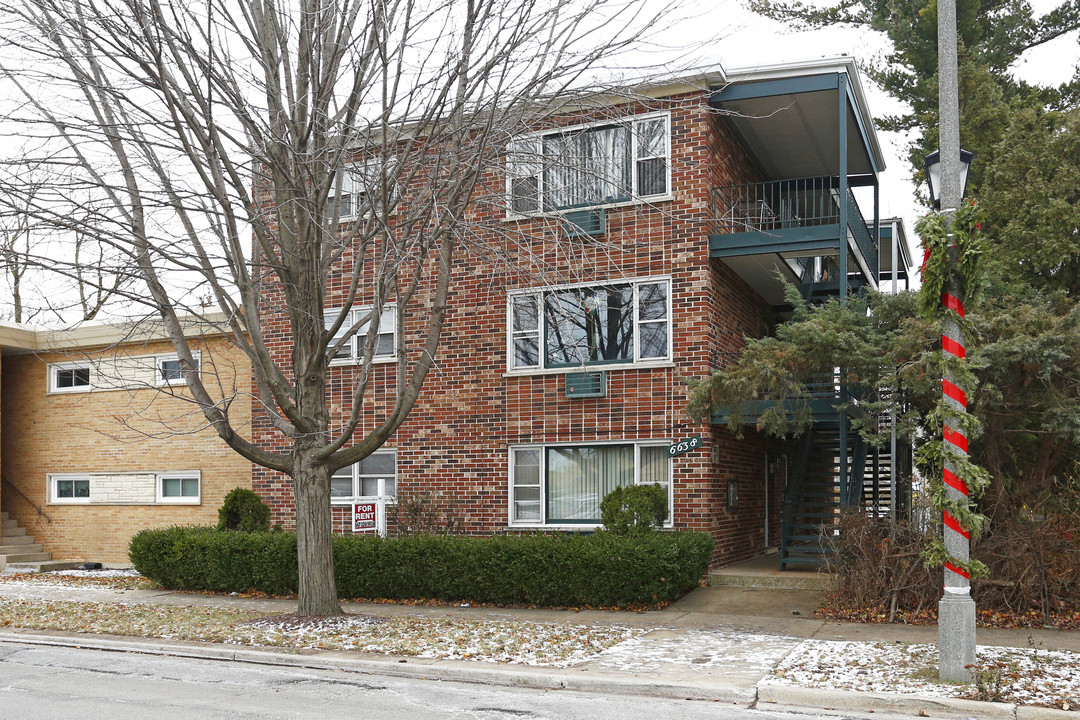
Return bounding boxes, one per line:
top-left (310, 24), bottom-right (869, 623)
top-left (0, 640), bottom-right (845, 720)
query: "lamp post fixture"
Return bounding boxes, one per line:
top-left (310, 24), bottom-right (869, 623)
top-left (932, 0), bottom-right (977, 683)
top-left (924, 150), bottom-right (974, 210)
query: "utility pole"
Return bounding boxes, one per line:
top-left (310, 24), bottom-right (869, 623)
top-left (936, 0), bottom-right (977, 682)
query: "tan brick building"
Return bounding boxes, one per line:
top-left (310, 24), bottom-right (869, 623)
top-left (0, 316), bottom-right (251, 564)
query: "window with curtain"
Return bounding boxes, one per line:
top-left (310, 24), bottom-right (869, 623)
top-left (506, 113), bottom-right (670, 214)
top-left (510, 443), bottom-right (671, 525)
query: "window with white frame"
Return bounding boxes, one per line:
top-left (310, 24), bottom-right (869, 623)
top-left (509, 443), bottom-right (671, 526)
top-left (507, 113), bottom-right (670, 214)
top-left (508, 278), bottom-right (670, 371)
top-left (50, 473), bottom-right (91, 504)
top-left (157, 472), bottom-right (201, 504)
top-left (156, 353), bottom-right (200, 385)
top-left (48, 362), bottom-right (92, 393)
top-left (329, 162), bottom-right (396, 220)
top-left (326, 304), bottom-right (396, 363)
top-left (330, 451), bottom-right (397, 504)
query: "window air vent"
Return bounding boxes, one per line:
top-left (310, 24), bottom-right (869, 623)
top-left (565, 371), bottom-right (606, 398)
top-left (562, 208), bottom-right (607, 238)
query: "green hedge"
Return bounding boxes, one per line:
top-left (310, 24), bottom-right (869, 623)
top-left (129, 528), bottom-right (713, 606)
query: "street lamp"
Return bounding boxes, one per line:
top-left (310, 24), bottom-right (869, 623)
top-left (924, 149), bottom-right (974, 209)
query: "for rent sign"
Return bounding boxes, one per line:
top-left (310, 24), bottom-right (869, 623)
top-left (352, 502), bottom-right (377, 532)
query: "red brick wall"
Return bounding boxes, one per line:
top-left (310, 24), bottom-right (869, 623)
top-left (253, 90), bottom-right (779, 568)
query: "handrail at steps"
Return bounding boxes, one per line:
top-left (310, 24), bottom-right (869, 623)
top-left (1, 476), bottom-right (52, 524)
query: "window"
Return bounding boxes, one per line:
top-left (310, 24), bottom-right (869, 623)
top-left (509, 443), bottom-right (671, 526)
top-left (331, 451), bottom-right (397, 504)
top-left (507, 113), bottom-right (670, 214)
top-left (326, 304), bottom-right (396, 363)
top-left (157, 472), bottom-right (201, 504)
top-left (49, 362), bottom-right (92, 393)
top-left (156, 354), bottom-right (200, 385)
top-left (508, 278), bottom-right (670, 371)
top-left (50, 474), bottom-right (91, 504)
top-left (329, 162), bottom-right (396, 220)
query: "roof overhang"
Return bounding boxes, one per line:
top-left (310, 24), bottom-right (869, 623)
top-left (709, 57), bottom-right (885, 181)
top-left (879, 217), bottom-right (912, 280)
top-left (0, 311), bottom-right (236, 356)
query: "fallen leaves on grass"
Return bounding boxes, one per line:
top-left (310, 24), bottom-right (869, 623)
top-left (0, 596), bottom-right (641, 667)
top-left (0, 570), bottom-right (158, 592)
top-left (819, 605), bottom-right (1080, 630)
top-left (768, 640), bottom-right (1080, 711)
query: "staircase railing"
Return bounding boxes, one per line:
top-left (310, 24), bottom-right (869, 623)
top-left (2, 476), bottom-right (51, 523)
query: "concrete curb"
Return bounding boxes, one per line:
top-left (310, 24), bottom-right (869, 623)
top-left (759, 683), bottom-right (1039, 720)
top-left (0, 630), bottom-right (753, 705)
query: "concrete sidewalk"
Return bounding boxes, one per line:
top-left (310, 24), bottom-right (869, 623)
top-left (1, 578), bottom-right (1077, 719)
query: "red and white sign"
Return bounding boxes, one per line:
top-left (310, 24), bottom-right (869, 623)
top-left (352, 502), bottom-right (377, 532)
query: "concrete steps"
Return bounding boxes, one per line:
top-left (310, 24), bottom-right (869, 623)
top-left (709, 554), bottom-right (828, 591)
top-left (1, 510), bottom-right (55, 570)
top-left (6, 560), bottom-right (83, 572)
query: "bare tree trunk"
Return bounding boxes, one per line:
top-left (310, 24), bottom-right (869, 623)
top-left (293, 447), bottom-right (340, 616)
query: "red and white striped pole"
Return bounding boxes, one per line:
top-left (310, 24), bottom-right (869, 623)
top-left (936, 0), bottom-right (976, 683)
top-left (941, 294), bottom-right (970, 593)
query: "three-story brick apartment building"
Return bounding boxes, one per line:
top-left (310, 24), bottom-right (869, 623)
top-left (253, 56), bottom-right (908, 570)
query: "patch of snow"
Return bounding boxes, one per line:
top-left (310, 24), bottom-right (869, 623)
top-left (45, 568), bottom-right (142, 579)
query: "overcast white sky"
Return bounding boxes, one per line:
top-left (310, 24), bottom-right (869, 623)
top-left (662, 0), bottom-right (1080, 262)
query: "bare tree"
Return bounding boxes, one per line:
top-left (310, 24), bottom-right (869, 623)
top-left (0, 204), bottom-right (34, 323)
top-left (0, 165), bottom-right (45, 323)
top-left (0, 0), bottom-right (672, 614)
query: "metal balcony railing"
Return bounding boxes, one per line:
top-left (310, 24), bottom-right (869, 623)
top-left (710, 176), bottom-right (879, 285)
top-left (710, 176), bottom-right (841, 234)
top-left (845, 187), bottom-right (879, 285)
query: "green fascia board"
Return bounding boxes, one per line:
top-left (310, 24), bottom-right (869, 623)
top-left (708, 73), bottom-right (840, 105)
top-left (710, 397), bottom-right (840, 425)
top-left (709, 225), bottom-right (842, 258)
top-left (845, 81), bottom-right (882, 176)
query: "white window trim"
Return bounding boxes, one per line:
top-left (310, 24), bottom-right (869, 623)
top-left (47, 361), bottom-right (93, 394)
top-left (505, 110), bottom-right (673, 219)
top-left (156, 471), bottom-right (202, 505)
top-left (506, 275), bottom-right (673, 373)
top-left (330, 450), bottom-right (398, 506)
top-left (49, 473), bottom-right (92, 505)
top-left (331, 160), bottom-right (398, 222)
top-left (155, 352), bottom-right (201, 386)
top-left (507, 440), bottom-right (674, 529)
top-left (326, 304), bottom-right (397, 366)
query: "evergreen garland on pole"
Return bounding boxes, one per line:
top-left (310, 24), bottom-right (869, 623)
top-left (915, 199), bottom-right (992, 578)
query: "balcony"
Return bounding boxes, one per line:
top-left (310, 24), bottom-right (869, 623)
top-left (710, 378), bottom-right (842, 426)
top-left (709, 176), bottom-right (879, 303)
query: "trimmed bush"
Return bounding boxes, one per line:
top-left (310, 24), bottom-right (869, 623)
top-left (130, 526), bottom-right (298, 595)
top-left (130, 527), bottom-right (712, 607)
top-left (217, 488), bottom-right (272, 532)
top-left (599, 484), bottom-right (668, 535)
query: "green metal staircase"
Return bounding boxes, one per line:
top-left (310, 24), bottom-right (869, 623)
top-left (779, 417), bottom-right (905, 569)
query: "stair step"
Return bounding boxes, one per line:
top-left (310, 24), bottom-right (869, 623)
top-left (1, 551), bottom-right (51, 563)
top-left (781, 556), bottom-right (828, 566)
top-left (5, 560), bottom-right (81, 572)
top-left (0, 533), bottom-right (32, 544)
top-left (1, 519), bottom-right (19, 530)
top-left (0, 543), bottom-right (43, 555)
